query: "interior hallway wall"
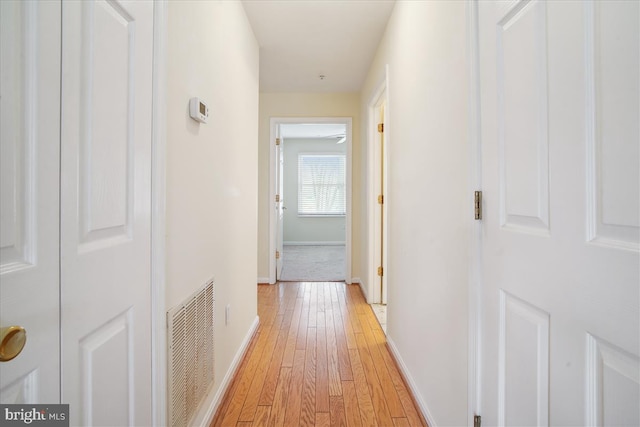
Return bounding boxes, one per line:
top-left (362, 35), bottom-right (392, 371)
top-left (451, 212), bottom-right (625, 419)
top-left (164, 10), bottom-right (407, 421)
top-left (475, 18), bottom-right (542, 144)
top-left (257, 93), bottom-right (361, 282)
top-left (166, 0), bottom-right (259, 419)
top-left (360, 1), bottom-right (470, 425)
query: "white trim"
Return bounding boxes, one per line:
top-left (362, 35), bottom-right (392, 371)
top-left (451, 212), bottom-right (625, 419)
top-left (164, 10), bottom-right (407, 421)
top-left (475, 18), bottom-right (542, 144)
top-left (296, 215), bottom-right (346, 218)
top-left (357, 281), bottom-right (370, 303)
top-left (345, 117), bottom-right (353, 286)
top-left (283, 241), bottom-right (345, 246)
top-left (467, 0), bottom-right (482, 426)
top-left (194, 316), bottom-right (260, 427)
top-left (269, 117), bottom-right (353, 285)
top-left (257, 277), bottom-right (270, 284)
top-left (270, 122), bottom-right (276, 284)
top-left (350, 277), bottom-right (361, 284)
top-left (387, 337), bottom-right (437, 427)
top-left (151, 2), bottom-right (168, 426)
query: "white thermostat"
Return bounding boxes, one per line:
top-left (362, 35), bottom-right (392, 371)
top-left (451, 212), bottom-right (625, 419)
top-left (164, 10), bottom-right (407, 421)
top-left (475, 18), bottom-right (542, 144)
top-left (189, 97), bottom-right (209, 123)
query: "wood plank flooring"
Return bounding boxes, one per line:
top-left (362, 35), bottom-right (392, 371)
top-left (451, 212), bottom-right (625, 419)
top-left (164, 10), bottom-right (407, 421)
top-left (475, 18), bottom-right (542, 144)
top-left (212, 282), bottom-right (427, 427)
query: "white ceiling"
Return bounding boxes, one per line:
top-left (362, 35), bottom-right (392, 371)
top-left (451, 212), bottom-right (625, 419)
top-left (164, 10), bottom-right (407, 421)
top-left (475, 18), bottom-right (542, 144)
top-left (280, 123), bottom-right (346, 139)
top-left (242, 0), bottom-right (396, 92)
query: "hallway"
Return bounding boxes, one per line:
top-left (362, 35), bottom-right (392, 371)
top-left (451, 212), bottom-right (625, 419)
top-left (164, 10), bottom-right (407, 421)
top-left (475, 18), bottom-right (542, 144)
top-left (213, 282), bottom-right (426, 426)
top-left (2, 1), bottom-right (636, 426)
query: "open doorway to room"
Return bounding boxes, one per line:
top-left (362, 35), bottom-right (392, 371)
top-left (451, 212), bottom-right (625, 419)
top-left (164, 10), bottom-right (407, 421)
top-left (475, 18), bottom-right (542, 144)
top-left (269, 118), bottom-right (353, 284)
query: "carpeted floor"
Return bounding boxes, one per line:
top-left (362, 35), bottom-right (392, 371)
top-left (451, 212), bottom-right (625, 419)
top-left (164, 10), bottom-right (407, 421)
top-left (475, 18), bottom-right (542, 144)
top-left (279, 245), bottom-right (345, 282)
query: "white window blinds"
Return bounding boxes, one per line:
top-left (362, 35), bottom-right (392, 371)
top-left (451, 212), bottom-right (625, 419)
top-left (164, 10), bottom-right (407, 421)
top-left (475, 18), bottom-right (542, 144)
top-left (298, 154), bottom-right (346, 216)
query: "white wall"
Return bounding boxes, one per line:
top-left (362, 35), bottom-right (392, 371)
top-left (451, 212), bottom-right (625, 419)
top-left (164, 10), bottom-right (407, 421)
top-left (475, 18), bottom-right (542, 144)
top-left (257, 93), bottom-right (361, 281)
top-left (283, 138), bottom-right (346, 244)
top-left (166, 0), bottom-right (258, 420)
top-left (360, 2), bottom-right (470, 426)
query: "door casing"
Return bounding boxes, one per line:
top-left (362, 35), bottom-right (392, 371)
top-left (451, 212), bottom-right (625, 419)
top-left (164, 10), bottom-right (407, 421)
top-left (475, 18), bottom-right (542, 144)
top-left (268, 117), bottom-right (353, 284)
top-left (150, 2), bottom-right (167, 425)
top-left (366, 68), bottom-right (389, 304)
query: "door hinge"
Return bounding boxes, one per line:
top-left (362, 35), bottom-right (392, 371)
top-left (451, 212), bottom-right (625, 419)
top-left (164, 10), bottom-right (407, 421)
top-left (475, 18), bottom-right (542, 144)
top-left (377, 266), bottom-right (383, 276)
top-left (276, 250), bottom-right (280, 260)
top-left (378, 194), bottom-right (384, 204)
top-left (275, 194), bottom-right (280, 202)
top-left (474, 190), bottom-right (482, 220)
top-left (275, 137), bottom-right (281, 146)
top-left (474, 415), bottom-right (481, 427)
top-left (377, 123), bottom-right (384, 133)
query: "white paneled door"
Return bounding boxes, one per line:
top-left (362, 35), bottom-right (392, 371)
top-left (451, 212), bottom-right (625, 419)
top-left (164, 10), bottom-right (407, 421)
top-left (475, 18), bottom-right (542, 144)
top-left (1, 1), bottom-right (154, 425)
top-left (61, 0), bottom-right (154, 425)
top-left (0, 0), bottom-right (62, 404)
top-left (479, 1), bottom-right (639, 426)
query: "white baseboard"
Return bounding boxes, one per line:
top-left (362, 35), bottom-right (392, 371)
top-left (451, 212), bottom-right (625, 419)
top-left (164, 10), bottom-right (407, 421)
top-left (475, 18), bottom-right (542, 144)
top-left (257, 277), bottom-right (270, 284)
top-left (284, 241), bottom-right (345, 246)
top-left (386, 337), bottom-right (437, 427)
top-left (191, 316), bottom-right (260, 427)
top-left (356, 280), bottom-right (370, 303)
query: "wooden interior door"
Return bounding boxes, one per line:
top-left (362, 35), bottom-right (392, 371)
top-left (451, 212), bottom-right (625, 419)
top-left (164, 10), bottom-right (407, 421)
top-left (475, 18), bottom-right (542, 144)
top-left (478, 1), bottom-right (639, 425)
top-left (378, 103), bottom-right (387, 304)
top-left (60, 1), bottom-right (154, 424)
top-left (0, 0), bottom-right (62, 404)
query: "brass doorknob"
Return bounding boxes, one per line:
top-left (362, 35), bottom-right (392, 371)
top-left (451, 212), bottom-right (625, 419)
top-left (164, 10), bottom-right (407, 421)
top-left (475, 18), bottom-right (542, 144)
top-left (0, 326), bottom-right (27, 362)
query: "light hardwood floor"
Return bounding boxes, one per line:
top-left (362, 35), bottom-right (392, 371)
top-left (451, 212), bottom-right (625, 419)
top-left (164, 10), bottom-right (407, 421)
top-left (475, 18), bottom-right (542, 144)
top-left (212, 282), bottom-right (427, 427)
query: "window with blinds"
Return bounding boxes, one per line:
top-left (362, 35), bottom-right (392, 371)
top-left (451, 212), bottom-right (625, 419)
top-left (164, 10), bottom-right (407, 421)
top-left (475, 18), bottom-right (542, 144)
top-left (298, 154), bottom-right (346, 216)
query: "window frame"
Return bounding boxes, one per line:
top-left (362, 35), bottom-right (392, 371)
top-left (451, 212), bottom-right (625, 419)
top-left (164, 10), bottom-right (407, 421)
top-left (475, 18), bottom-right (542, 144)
top-left (297, 152), bottom-right (347, 217)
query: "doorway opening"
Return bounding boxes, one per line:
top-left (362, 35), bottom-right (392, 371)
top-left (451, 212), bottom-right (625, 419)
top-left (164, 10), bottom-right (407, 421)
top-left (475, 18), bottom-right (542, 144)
top-left (269, 118), bottom-right (353, 284)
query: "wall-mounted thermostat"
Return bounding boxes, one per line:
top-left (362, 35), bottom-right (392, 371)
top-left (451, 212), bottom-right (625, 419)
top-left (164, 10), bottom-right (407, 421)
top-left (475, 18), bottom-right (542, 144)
top-left (189, 97), bottom-right (209, 123)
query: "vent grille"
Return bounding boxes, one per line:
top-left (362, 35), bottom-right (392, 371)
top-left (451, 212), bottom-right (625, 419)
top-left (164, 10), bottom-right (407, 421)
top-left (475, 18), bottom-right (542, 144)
top-left (168, 279), bottom-right (215, 427)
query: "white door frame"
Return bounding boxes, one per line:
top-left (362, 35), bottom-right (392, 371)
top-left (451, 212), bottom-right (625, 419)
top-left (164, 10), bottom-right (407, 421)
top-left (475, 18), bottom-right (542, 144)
top-left (151, 2), bottom-right (167, 425)
top-left (467, 0), bottom-right (482, 425)
top-left (275, 125), bottom-right (284, 280)
top-left (367, 68), bottom-right (389, 304)
top-left (268, 117), bottom-right (353, 285)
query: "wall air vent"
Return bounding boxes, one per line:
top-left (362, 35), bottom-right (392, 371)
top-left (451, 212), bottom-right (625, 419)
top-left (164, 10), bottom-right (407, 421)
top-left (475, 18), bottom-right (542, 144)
top-left (167, 278), bottom-right (215, 427)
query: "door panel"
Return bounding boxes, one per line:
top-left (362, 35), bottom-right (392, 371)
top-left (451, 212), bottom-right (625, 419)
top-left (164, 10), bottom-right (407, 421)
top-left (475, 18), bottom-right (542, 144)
top-left (479, 1), bottom-right (639, 425)
top-left (499, 291), bottom-right (549, 426)
top-left (78, 0), bottom-right (134, 250)
top-left (497, 0), bottom-right (550, 235)
top-left (586, 0), bottom-right (640, 250)
top-left (0, 0), bottom-right (61, 404)
top-left (78, 311), bottom-right (133, 426)
top-left (61, 0), bottom-right (153, 425)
